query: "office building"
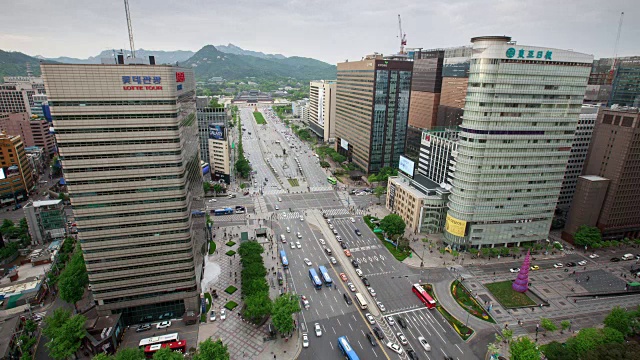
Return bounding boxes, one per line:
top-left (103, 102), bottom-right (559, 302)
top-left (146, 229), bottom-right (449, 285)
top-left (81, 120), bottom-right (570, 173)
top-left (562, 175), bottom-right (610, 241)
top-left (564, 107), bottom-right (640, 240)
top-left (308, 80), bottom-right (337, 142)
top-left (23, 199), bottom-right (67, 244)
top-left (443, 36), bottom-right (592, 248)
top-left (556, 105), bottom-right (600, 213)
top-left (418, 129), bottom-right (458, 188)
top-left (609, 58), bottom-right (640, 107)
top-left (0, 83), bottom-right (35, 115)
top-left (207, 125), bottom-right (230, 184)
top-left (0, 112), bottom-right (55, 157)
top-left (196, 102), bottom-right (227, 165)
top-left (3, 76), bottom-right (46, 94)
top-left (335, 54), bottom-right (413, 173)
top-left (0, 133), bottom-right (34, 206)
top-left (41, 62), bottom-right (204, 323)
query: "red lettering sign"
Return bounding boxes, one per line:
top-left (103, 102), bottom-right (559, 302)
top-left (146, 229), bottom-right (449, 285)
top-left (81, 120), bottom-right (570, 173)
top-left (176, 72), bottom-right (185, 83)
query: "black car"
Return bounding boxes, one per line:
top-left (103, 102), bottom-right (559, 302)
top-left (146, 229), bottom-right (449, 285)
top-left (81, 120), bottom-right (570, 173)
top-left (366, 333), bottom-right (377, 346)
top-left (397, 316), bottom-right (407, 329)
top-left (566, 262), bottom-right (577, 267)
top-left (136, 324), bottom-right (151, 332)
top-left (373, 326), bottom-right (385, 340)
top-left (343, 293), bottom-right (352, 305)
top-left (362, 277), bottom-right (371, 286)
top-left (355, 229), bottom-right (362, 236)
top-left (322, 213), bottom-right (328, 219)
top-left (351, 259), bottom-right (359, 268)
top-left (407, 349), bottom-right (419, 360)
top-left (341, 242), bottom-right (348, 249)
top-left (611, 257), bottom-right (621, 262)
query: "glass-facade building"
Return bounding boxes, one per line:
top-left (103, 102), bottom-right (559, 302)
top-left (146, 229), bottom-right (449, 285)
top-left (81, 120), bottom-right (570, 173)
top-left (444, 36), bottom-right (593, 248)
top-left (609, 59), bottom-right (640, 107)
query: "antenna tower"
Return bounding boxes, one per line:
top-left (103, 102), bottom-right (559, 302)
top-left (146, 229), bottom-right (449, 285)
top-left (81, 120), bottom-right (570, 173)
top-left (124, 0), bottom-right (136, 58)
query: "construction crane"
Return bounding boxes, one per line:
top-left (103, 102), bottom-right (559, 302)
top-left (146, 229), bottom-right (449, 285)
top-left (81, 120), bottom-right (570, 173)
top-left (124, 0), bottom-right (136, 58)
top-left (610, 11), bottom-right (624, 76)
top-left (397, 14), bottom-right (407, 55)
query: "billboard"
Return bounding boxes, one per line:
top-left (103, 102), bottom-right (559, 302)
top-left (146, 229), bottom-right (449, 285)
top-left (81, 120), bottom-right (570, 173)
top-left (445, 214), bottom-right (467, 237)
top-left (208, 124), bottom-right (226, 140)
top-left (398, 155), bottom-right (415, 177)
top-left (340, 138), bottom-right (349, 151)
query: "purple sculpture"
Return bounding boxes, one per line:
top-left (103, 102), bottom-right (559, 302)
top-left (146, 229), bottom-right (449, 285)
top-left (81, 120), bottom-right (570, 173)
top-left (512, 250), bottom-right (531, 293)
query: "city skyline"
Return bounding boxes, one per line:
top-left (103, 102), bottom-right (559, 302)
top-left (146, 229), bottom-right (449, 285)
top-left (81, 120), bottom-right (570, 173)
top-left (0, 0), bottom-right (637, 65)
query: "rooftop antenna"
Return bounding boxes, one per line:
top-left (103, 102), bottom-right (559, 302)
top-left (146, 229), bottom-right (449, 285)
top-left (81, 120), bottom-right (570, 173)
top-left (611, 11), bottom-right (624, 75)
top-left (124, 0), bottom-right (136, 58)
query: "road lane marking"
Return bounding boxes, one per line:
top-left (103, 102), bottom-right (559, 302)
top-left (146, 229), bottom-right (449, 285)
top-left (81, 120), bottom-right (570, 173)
top-left (455, 344), bottom-right (463, 353)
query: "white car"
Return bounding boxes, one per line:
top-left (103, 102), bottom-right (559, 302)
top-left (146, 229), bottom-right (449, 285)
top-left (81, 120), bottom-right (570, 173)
top-left (418, 336), bottom-right (431, 351)
top-left (329, 224), bottom-right (334, 229)
top-left (396, 332), bottom-right (408, 346)
top-left (220, 309), bottom-right (226, 320)
top-left (376, 301), bottom-right (386, 312)
top-left (327, 219), bottom-right (331, 224)
top-left (386, 316), bottom-right (395, 326)
top-left (286, 227), bottom-right (290, 233)
top-left (297, 232), bottom-right (302, 239)
top-left (275, 205), bottom-right (279, 210)
top-left (386, 342), bottom-right (403, 354)
top-left (350, 217), bottom-right (355, 223)
top-left (210, 311), bottom-right (216, 321)
top-left (302, 333), bottom-right (309, 348)
top-left (577, 260), bottom-right (587, 266)
top-left (304, 258), bottom-right (312, 266)
top-left (336, 235), bottom-right (342, 242)
top-left (347, 282), bottom-right (356, 292)
top-left (290, 242), bottom-right (296, 249)
top-left (278, 197), bottom-right (282, 202)
top-left (156, 321), bottom-right (171, 329)
top-left (319, 238), bottom-right (326, 245)
top-left (509, 267), bottom-right (520, 273)
top-left (296, 241), bottom-right (301, 249)
top-left (553, 263), bottom-right (564, 268)
top-left (355, 269), bottom-right (363, 277)
top-left (300, 217), bottom-right (304, 221)
top-left (589, 254), bottom-right (600, 259)
top-left (368, 287), bottom-right (377, 297)
top-left (314, 323), bottom-right (322, 337)
top-left (329, 257), bottom-right (337, 264)
top-left (365, 313), bottom-right (376, 325)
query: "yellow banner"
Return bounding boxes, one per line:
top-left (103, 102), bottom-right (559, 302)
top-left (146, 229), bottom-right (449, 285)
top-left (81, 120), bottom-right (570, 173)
top-left (445, 214), bottom-right (467, 237)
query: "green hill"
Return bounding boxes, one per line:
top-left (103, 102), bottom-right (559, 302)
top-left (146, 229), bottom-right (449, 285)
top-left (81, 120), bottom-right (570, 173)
top-left (0, 50), bottom-right (44, 79)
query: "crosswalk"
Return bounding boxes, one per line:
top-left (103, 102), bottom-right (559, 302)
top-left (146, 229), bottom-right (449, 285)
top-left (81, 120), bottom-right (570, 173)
top-left (213, 214), bottom-right (246, 222)
top-left (263, 188), bottom-right (286, 195)
top-left (322, 208), bottom-right (350, 216)
top-left (310, 185), bottom-right (334, 192)
top-left (277, 211), bottom-right (303, 220)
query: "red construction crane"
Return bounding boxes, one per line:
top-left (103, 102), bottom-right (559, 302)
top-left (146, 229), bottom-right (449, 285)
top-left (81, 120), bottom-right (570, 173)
top-left (398, 14), bottom-right (407, 55)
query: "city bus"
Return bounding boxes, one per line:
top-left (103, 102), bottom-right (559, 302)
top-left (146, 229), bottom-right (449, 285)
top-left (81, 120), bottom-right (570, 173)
top-left (412, 283), bottom-right (436, 309)
top-left (327, 177), bottom-right (337, 185)
top-left (138, 333), bottom-right (179, 348)
top-left (143, 340), bottom-right (187, 358)
top-left (354, 292), bottom-right (368, 310)
top-left (280, 250), bottom-right (289, 269)
top-left (337, 336), bottom-right (360, 360)
top-left (213, 207), bottom-right (234, 216)
top-left (308, 268), bottom-right (322, 289)
top-left (318, 266), bottom-right (333, 287)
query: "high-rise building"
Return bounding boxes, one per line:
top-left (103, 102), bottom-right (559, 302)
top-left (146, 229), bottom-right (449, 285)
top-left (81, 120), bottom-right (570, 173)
top-left (41, 62), bottom-right (204, 323)
top-left (0, 83), bottom-right (35, 115)
top-left (564, 107), bottom-right (640, 240)
top-left (23, 199), bottom-right (68, 244)
top-left (335, 54), bottom-right (413, 173)
top-left (556, 105), bottom-right (599, 213)
top-left (444, 36), bottom-right (593, 248)
top-left (0, 133), bottom-right (34, 206)
top-left (609, 58), bottom-right (640, 107)
top-left (0, 112), bottom-right (56, 157)
top-left (308, 80), bottom-right (337, 142)
top-left (418, 129), bottom-right (458, 188)
top-left (196, 100), bottom-right (227, 165)
top-left (207, 124), bottom-right (230, 184)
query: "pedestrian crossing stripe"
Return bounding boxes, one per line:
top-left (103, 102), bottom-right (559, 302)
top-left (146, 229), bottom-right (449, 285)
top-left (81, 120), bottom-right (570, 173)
top-left (214, 214), bottom-right (246, 221)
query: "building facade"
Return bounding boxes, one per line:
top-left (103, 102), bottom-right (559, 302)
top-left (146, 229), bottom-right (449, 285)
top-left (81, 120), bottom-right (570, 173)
top-left (609, 58), bottom-right (640, 107)
top-left (0, 112), bottom-right (56, 157)
top-left (41, 63), bottom-right (205, 323)
top-left (196, 106), bottom-right (227, 164)
top-left (562, 175), bottom-right (610, 242)
top-left (418, 129), bottom-right (458, 188)
top-left (308, 80), bottom-right (337, 142)
top-left (23, 199), bottom-right (67, 245)
top-left (335, 54), bottom-right (413, 173)
top-left (0, 133), bottom-right (34, 206)
top-left (444, 36), bottom-right (593, 248)
top-left (207, 124), bottom-right (230, 184)
top-left (0, 83), bottom-right (34, 115)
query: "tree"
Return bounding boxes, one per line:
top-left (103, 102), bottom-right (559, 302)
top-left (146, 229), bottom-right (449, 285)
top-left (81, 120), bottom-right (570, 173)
top-left (540, 318), bottom-right (558, 333)
top-left (566, 327), bottom-right (606, 357)
top-left (43, 309), bottom-right (87, 360)
top-left (244, 292), bottom-right (272, 322)
top-left (192, 339), bottom-right (230, 360)
top-left (209, 98), bottom-right (223, 108)
top-left (151, 347), bottom-right (184, 360)
top-left (574, 226), bottom-right (602, 248)
top-left (560, 320), bottom-right (571, 334)
top-left (203, 182), bottom-right (211, 193)
top-left (542, 341), bottom-right (577, 360)
top-left (601, 327), bottom-right (625, 344)
top-left (212, 184), bottom-right (224, 195)
top-left (58, 250), bottom-right (89, 308)
top-left (604, 306), bottom-right (632, 336)
top-left (24, 319), bottom-right (37, 335)
top-left (509, 336), bottom-right (541, 360)
top-left (271, 293), bottom-right (301, 335)
top-left (379, 214), bottom-right (406, 238)
top-left (373, 186), bottom-right (386, 205)
top-left (496, 328), bottom-right (514, 344)
top-left (367, 174), bottom-right (378, 184)
top-left (114, 348), bottom-right (145, 360)
top-left (582, 341), bottom-right (640, 360)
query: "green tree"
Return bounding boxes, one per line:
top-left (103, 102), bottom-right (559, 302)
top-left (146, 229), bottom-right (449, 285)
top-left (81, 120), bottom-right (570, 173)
top-left (379, 214), bottom-right (406, 238)
top-left (542, 341), bottom-right (577, 360)
top-left (566, 327), bottom-right (605, 357)
top-left (560, 320), bottom-right (571, 334)
top-left (604, 306), bottom-right (632, 336)
top-left (212, 184), bottom-right (224, 195)
top-left (192, 338), bottom-right (230, 360)
top-left (367, 174), bottom-right (378, 184)
top-left (238, 241), bottom-right (264, 258)
top-left (582, 341), bottom-right (640, 360)
top-left (209, 98), bottom-right (224, 108)
top-left (510, 336), bottom-right (541, 360)
top-left (24, 319), bottom-right (37, 335)
top-left (540, 318), bottom-right (558, 333)
top-left (574, 226), bottom-right (602, 248)
top-left (92, 354), bottom-right (112, 360)
top-left (43, 309), bottom-right (87, 360)
top-left (373, 186), bottom-right (386, 204)
top-left (271, 293), bottom-right (301, 335)
top-left (58, 250), bottom-right (89, 308)
top-left (203, 182), bottom-right (211, 193)
top-left (244, 292), bottom-right (272, 322)
top-left (151, 347), bottom-right (184, 360)
top-left (18, 334), bottom-right (37, 357)
top-left (496, 328), bottom-right (514, 344)
top-left (319, 161), bottom-right (330, 168)
top-left (601, 327), bottom-right (625, 344)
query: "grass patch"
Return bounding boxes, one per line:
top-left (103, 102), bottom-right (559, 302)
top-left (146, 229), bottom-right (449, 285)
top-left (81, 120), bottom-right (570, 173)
top-left (437, 305), bottom-right (475, 341)
top-left (204, 292), bottom-right (213, 312)
top-left (200, 314), bottom-right (206, 323)
top-left (364, 216), bottom-right (410, 261)
top-left (224, 301), bottom-right (239, 311)
top-left (287, 178), bottom-right (299, 187)
top-left (226, 241), bottom-right (236, 247)
top-left (209, 241), bottom-right (216, 255)
top-left (451, 280), bottom-right (495, 323)
top-left (485, 280), bottom-right (536, 308)
top-left (224, 286), bottom-right (237, 295)
top-left (253, 112), bottom-right (267, 125)
top-left (225, 250), bottom-right (236, 257)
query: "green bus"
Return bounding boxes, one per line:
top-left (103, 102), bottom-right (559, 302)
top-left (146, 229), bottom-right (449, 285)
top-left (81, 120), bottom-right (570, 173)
top-left (327, 177), bottom-right (337, 185)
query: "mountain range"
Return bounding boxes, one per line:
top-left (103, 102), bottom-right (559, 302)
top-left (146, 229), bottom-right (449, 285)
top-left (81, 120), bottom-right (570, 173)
top-left (0, 44), bottom-right (335, 82)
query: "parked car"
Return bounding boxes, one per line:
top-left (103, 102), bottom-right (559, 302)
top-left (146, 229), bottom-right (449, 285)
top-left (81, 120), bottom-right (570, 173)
top-left (344, 249), bottom-right (352, 257)
top-left (348, 282), bottom-right (356, 292)
top-left (553, 263), bottom-right (564, 268)
top-left (376, 301), bottom-right (386, 312)
top-left (589, 253), bottom-right (600, 259)
top-left (386, 316), bottom-right (396, 326)
top-left (136, 324), bottom-right (151, 332)
top-left (220, 309), bottom-right (226, 320)
top-left (156, 321), bottom-right (171, 329)
top-left (397, 316), bottom-right (407, 329)
top-left (355, 269), bottom-right (363, 277)
top-left (351, 259), bottom-right (359, 268)
top-left (509, 267), bottom-right (520, 273)
top-left (210, 311), bottom-right (216, 321)
top-left (301, 296), bottom-right (310, 309)
top-left (368, 287), bottom-right (377, 297)
top-left (407, 349), bottom-right (419, 360)
top-left (362, 277), bottom-right (370, 286)
top-left (578, 260), bottom-right (587, 266)
top-left (302, 333), bottom-right (309, 348)
top-left (341, 242), bottom-right (348, 249)
top-left (611, 257), bottom-right (621, 262)
top-left (530, 265), bottom-right (540, 271)
top-left (566, 262), bottom-right (577, 267)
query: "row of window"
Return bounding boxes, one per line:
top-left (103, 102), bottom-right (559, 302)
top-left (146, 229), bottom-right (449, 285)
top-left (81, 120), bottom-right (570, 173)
top-left (57, 139), bottom-right (180, 147)
top-left (74, 196), bottom-right (186, 210)
top-left (85, 248), bottom-right (192, 265)
top-left (91, 268), bottom-right (193, 284)
top-left (75, 207), bottom-right (188, 221)
top-left (64, 162), bottom-right (182, 173)
top-left (81, 228), bottom-right (190, 244)
top-left (81, 218), bottom-right (189, 233)
top-left (52, 113), bottom-right (178, 121)
top-left (62, 151), bottom-right (182, 161)
top-left (71, 185), bottom-right (185, 198)
top-left (56, 126), bottom-right (179, 134)
top-left (50, 100), bottom-right (177, 107)
top-left (102, 285), bottom-right (196, 305)
top-left (93, 276), bottom-right (197, 295)
top-left (84, 238), bottom-right (191, 255)
top-left (66, 173), bottom-right (183, 186)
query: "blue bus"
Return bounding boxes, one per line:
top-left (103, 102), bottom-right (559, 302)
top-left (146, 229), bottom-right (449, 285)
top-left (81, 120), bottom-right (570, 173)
top-left (337, 336), bottom-right (359, 360)
top-left (280, 250), bottom-right (288, 269)
top-left (308, 269), bottom-right (322, 289)
top-left (213, 207), bottom-right (233, 216)
top-left (318, 266), bottom-right (333, 287)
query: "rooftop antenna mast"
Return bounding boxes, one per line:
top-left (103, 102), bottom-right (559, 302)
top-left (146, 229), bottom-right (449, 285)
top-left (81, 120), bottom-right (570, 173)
top-left (124, 0), bottom-right (136, 58)
top-left (611, 12), bottom-right (624, 73)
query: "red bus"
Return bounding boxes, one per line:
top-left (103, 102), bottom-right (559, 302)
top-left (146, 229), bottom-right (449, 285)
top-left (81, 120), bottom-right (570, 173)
top-left (144, 340), bottom-right (187, 358)
top-left (412, 284), bottom-right (436, 309)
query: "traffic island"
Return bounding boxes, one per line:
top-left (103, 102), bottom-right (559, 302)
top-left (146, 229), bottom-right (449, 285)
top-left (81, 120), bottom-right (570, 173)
top-left (419, 284), bottom-right (475, 341)
top-left (224, 286), bottom-right (237, 295)
top-left (224, 301), bottom-right (239, 311)
top-left (363, 215), bottom-right (410, 261)
top-left (485, 280), bottom-right (536, 308)
top-left (451, 280), bottom-right (496, 323)
top-left (287, 178), bottom-right (299, 187)
top-left (253, 111), bottom-right (267, 124)
top-left (225, 250), bottom-right (236, 257)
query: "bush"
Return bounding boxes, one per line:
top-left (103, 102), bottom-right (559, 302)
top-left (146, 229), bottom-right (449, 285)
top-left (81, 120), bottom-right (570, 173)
top-left (209, 241), bottom-right (216, 255)
top-left (224, 301), bottom-right (239, 310)
top-left (224, 286), bottom-right (237, 294)
top-left (225, 250), bottom-right (236, 256)
top-left (204, 292), bottom-right (213, 312)
top-left (226, 241), bottom-right (236, 247)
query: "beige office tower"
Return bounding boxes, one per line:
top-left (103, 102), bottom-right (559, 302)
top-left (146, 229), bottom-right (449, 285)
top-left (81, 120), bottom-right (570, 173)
top-left (41, 62), bottom-right (205, 323)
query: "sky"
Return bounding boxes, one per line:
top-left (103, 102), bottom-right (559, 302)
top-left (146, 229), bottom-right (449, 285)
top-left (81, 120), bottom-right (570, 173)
top-left (0, 0), bottom-right (638, 64)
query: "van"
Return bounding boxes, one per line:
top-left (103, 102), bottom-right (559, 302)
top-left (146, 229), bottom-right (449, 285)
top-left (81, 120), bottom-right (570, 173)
top-left (324, 247), bottom-right (332, 255)
top-left (622, 253), bottom-right (634, 261)
top-left (280, 235), bottom-right (286, 243)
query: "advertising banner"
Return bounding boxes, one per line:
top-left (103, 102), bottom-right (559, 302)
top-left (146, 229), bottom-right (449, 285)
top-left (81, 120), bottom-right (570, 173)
top-left (398, 155), bottom-right (415, 177)
top-left (340, 138), bottom-right (349, 151)
top-left (208, 124), bottom-right (225, 140)
top-left (445, 213), bottom-right (467, 237)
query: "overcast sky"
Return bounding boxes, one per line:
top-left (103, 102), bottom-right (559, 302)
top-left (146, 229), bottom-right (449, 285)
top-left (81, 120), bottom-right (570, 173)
top-left (1, 0), bottom-right (637, 64)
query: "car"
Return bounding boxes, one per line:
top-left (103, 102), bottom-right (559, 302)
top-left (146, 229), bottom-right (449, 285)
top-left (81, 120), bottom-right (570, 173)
top-left (566, 262), bottom-right (577, 267)
top-left (329, 224), bottom-right (334, 229)
top-left (136, 324), bottom-right (151, 332)
top-left (304, 258), bottom-right (312, 266)
top-left (355, 229), bottom-right (362, 236)
top-left (373, 326), bottom-right (385, 340)
top-left (319, 238), bottom-right (326, 245)
top-left (324, 247), bottom-right (332, 255)
top-left (329, 257), bottom-right (337, 264)
top-left (553, 263), bottom-right (564, 268)
top-left (290, 242), bottom-right (296, 249)
top-left (156, 321), bottom-right (172, 329)
top-left (314, 323), bottom-right (322, 337)
top-left (302, 333), bottom-right (309, 348)
top-left (332, 229), bottom-right (338, 235)
top-left (209, 310), bottom-right (216, 321)
top-left (509, 267), bottom-right (520, 273)
top-left (589, 253), bottom-right (600, 259)
top-left (386, 316), bottom-right (396, 326)
top-left (344, 249), bottom-right (352, 257)
top-left (368, 287), bottom-right (377, 297)
top-left (286, 227), bottom-right (290, 233)
top-left (386, 342), bottom-right (403, 354)
top-left (340, 242), bottom-right (348, 249)
top-left (278, 197), bottom-right (282, 202)
top-left (362, 277), bottom-right (370, 286)
top-left (376, 301), bottom-right (386, 312)
top-left (208, 198), bottom-right (217, 202)
top-left (296, 241), bottom-right (302, 249)
top-left (578, 260), bottom-right (587, 266)
top-left (274, 205), bottom-right (279, 210)
top-left (301, 295), bottom-right (310, 309)
top-left (343, 293), bottom-right (353, 305)
top-left (366, 333), bottom-right (377, 347)
top-left (280, 235), bottom-right (287, 243)
top-left (351, 259), bottom-right (359, 268)
top-left (530, 265), bottom-right (540, 271)
top-left (350, 217), bottom-right (356, 223)
top-left (322, 213), bottom-right (328, 219)
top-left (335, 234), bottom-right (342, 241)
top-left (418, 336), bottom-right (431, 351)
top-left (296, 232), bottom-right (302, 239)
top-left (340, 273), bottom-right (348, 282)
top-left (300, 216), bottom-right (304, 221)
top-left (397, 316), bottom-right (407, 329)
top-left (355, 269), bottom-right (363, 277)
top-left (220, 309), bottom-right (226, 320)
top-left (611, 257), bottom-right (621, 262)
top-left (396, 332), bottom-right (408, 345)
top-left (366, 313), bottom-right (376, 324)
top-left (348, 282), bottom-right (356, 292)
top-left (407, 349), bottom-right (419, 360)
top-left (327, 218), bottom-right (332, 224)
